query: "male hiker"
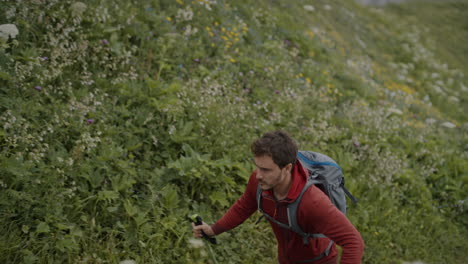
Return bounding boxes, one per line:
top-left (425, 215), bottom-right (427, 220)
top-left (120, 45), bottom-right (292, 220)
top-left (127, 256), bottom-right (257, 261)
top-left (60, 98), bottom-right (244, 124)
top-left (192, 131), bottom-right (364, 263)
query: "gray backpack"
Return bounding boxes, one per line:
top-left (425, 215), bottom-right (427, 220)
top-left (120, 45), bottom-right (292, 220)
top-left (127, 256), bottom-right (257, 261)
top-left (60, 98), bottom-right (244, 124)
top-left (256, 151), bottom-right (358, 259)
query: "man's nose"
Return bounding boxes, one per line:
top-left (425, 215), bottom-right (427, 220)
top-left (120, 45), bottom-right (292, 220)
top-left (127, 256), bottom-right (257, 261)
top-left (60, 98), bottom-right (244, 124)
top-left (256, 170), bottom-right (262, 180)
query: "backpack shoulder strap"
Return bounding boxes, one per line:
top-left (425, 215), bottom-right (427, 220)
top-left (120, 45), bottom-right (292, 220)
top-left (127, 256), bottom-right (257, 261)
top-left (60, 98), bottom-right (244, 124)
top-left (256, 185), bottom-right (293, 230)
top-left (287, 178), bottom-right (324, 244)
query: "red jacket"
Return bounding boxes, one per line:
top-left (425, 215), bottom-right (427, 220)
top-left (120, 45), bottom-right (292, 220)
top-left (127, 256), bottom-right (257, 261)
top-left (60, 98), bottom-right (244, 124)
top-left (211, 161), bottom-right (364, 264)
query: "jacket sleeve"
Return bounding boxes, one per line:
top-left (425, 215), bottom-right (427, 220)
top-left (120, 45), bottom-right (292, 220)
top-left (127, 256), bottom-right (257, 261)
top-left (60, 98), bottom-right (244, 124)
top-left (299, 186), bottom-right (365, 264)
top-left (211, 172), bottom-right (259, 235)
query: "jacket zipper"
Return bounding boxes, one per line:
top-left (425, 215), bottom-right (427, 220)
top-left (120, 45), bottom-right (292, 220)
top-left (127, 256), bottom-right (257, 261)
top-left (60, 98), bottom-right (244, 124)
top-left (262, 193), bottom-right (291, 261)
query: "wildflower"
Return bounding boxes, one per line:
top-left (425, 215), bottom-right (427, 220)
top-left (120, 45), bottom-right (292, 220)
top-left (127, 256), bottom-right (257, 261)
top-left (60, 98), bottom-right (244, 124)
top-left (303, 5), bottom-right (315, 11)
top-left (177, 6), bottom-right (193, 21)
top-left (425, 118), bottom-right (436, 125)
top-left (102, 39), bottom-right (109, 45)
top-left (229, 58), bottom-right (236, 63)
top-left (323, 4), bottom-right (332, 10)
top-left (86, 119), bottom-right (95, 125)
top-left (0, 24), bottom-right (19, 40)
top-left (34, 86), bottom-right (42, 91)
top-left (194, 58), bottom-right (200, 63)
top-left (188, 238), bottom-right (205, 248)
top-left (119, 260), bottom-right (136, 264)
top-left (441, 122), bottom-right (456, 128)
top-left (306, 78), bottom-right (312, 84)
top-left (39, 56), bottom-right (48, 61)
top-left (353, 140), bottom-right (360, 148)
top-left (388, 108), bottom-right (403, 115)
top-left (176, 0), bottom-right (184, 5)
top-left (183, 25), bottom-right (198, 36)
top-left (166, 16), bottom-right (172, 22)
top-left (275, 90), bottom-right (280, 94)
top-left (70, 2), bottom-right (87, 17)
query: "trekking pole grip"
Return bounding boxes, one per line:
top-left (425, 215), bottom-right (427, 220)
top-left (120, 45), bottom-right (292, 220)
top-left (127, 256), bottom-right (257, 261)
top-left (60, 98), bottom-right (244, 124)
top-left (195, 216), bottom-right (217, 245)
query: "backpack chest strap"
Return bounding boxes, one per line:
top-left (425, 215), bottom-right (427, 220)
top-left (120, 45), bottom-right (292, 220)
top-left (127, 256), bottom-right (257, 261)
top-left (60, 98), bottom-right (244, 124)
top-left (256, 181), bottom-right (326, 244)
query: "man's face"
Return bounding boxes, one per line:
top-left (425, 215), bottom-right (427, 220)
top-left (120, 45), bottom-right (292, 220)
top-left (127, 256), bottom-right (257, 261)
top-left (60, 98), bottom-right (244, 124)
top-left (254, 155), bottom-right (289, 191)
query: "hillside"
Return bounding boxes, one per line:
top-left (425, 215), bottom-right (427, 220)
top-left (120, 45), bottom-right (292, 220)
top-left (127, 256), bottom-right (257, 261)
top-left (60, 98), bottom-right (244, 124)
top-left (0, 0), bottom-right (467, 263)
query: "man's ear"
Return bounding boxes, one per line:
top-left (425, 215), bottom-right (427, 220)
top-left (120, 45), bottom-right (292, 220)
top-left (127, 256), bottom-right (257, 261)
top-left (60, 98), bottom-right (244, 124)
top-left (284, 163), bottom-right (293, 173)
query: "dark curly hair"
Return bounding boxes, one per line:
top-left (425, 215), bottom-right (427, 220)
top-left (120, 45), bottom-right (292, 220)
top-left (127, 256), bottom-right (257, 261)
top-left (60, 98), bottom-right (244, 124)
top-left (251, 130), bottom-right (298, 168)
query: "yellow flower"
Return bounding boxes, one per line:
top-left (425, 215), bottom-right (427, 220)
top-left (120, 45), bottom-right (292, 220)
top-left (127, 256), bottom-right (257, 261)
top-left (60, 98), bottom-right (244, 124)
top-left (214, 21), bottom-right (219, 26)
top-left (306, 78), bottom-right (312, 84)
top-left (166, 17), bottom-right (172, 22)
top-left (229, 58), bottom-right (236, 63)
top-left (205, 26), bottom-right (211, 31)
top-left (176, 0), bottom-right (184, 5)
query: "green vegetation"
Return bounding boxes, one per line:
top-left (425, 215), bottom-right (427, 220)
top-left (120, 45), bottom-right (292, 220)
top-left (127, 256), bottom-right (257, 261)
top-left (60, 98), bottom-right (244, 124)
top-left (0, 0), bottom-right (466, 263)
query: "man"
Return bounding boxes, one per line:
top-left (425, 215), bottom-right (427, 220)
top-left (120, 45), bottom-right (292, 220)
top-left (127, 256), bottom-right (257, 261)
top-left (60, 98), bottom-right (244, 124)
top-left (192, 131), bottom-right (364, 263)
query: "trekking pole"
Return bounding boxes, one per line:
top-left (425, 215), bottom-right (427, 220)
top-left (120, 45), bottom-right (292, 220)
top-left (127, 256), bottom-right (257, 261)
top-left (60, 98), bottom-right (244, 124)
top-left (190, 215), bottom-right (219, 264)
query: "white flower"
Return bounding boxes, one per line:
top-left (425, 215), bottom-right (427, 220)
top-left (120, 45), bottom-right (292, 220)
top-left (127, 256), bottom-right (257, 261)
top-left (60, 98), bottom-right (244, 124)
top-left (303, 5), bottom-right (315, 11)
top-left (119, 260), bottom-right (136, 264)
top-left (448, 96), bottom-right (459, 103)
top-left (188, 238), bottom-right (205, 248)
top-left (432, 85), bottom-right (444, 94)
top-left (324, 4), bottom-right (332, 10)
top-left (198, 0), bottom-right (216, 11)
top-left (441, 122), bottom-right (456, 128)
top-left (425, 118), bottom-right (436, 125)
top-left (70, 2), bottom-right (87, 17)
top-left (177, 7), bottom-right (194, 21)
top-left (0, 24), bottom-right (19, 40)
top-left (388, 108), bottom-right (403, 115)
top-left (183, 25), bottom-right (198, 37)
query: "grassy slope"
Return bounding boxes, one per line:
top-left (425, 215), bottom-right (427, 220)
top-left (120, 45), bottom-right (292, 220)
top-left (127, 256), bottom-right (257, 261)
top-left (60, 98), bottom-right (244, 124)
top-left (0, 0), bottom-right (467, 263)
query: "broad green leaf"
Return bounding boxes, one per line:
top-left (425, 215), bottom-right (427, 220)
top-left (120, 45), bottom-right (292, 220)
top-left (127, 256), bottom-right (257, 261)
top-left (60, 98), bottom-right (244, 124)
top-left (124, 199), bottom-right (138, 216)
top-left (36, 222), bottom-right (50, 234)
top-left (209, 191), bottom-right (229, 207)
